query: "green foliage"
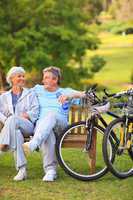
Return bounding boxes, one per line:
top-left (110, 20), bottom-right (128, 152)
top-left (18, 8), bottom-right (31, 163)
top-left (63, 54), bottom-right (106, 90)
top-left (90, 55), bottom-right (106, 73)
top-left (0, 0), bottom-right (100, 75)
top-left (101, 20), bottom-right (133, 34)
top-left (61, 66), bottom-right (81, 89)
top-left (110, 22), bottom-right (133, 35)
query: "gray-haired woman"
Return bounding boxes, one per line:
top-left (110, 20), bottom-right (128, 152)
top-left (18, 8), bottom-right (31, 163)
top-left (0, 66), bottom-right (39, 181)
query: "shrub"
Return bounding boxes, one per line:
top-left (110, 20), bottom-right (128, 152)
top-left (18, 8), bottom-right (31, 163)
top-left (90, 55), bottom-right (106, 73)
top-left (101, 20), bottom-right (133, 35)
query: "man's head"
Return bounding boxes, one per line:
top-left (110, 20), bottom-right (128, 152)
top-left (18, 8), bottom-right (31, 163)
top-left (42, 66), bottom-right (61, 91)
top-left (43, 66), bottom-right (61, 85)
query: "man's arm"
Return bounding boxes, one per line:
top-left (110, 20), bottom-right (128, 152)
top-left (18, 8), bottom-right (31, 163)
top-left (58, 91), bottom-right (85, 104)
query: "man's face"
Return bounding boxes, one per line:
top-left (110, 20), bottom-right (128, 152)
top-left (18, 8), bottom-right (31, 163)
top-left (42, 71), bottom-right (58, 91)
top-left (11, 73), bottom-right (25, 87)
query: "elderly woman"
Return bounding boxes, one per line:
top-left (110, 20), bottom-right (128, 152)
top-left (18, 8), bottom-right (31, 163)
top-left (0, 66), bottom-right (39, 181)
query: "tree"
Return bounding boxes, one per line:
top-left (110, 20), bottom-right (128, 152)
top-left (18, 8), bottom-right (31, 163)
top-left (109, 0), bottom-right (133, 21)
top-left (0, 0), bottom-right (100, 89)
top-left (84, 0), bottom-right (103, 19)
top-left (103, 0), bottom-right (113, 11)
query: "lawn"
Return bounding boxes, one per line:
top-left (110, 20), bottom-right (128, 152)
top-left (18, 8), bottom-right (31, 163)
top-left (0, 152), bottom-right (132, 200)
top-left (86, 33), bottom-right (133, 91)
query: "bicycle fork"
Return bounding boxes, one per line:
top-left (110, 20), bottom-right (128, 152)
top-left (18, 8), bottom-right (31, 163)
top-left (119, 118), bottom-right (132, 151)
top-left (126, 121), bottom-right (133, 149)
top-left (83, 116), bottom-right (96, 152)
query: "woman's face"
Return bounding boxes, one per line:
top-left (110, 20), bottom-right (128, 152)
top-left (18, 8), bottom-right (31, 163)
top-left (11, 73), bottom-right (25, 87)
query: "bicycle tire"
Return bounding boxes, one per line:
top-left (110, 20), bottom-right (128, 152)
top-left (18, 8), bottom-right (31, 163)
top-left (56, 121), bottom-right (113, 181)
top-left (103, 117), bottom-right (133, 179)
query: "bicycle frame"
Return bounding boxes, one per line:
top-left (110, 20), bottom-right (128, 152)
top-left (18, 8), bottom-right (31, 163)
top-left (118, 115), bottom-right (133, 151)
top-left (84, 109), bottom-right (120, 151)
top-left (82, 86), bottom-right (133, 151)
top-left (126, 119), bottom-right (133, 149)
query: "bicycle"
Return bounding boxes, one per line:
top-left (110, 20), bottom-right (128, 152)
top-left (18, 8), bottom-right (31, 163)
top-left (56, 85), bottom-right (122, 181)
top-left (103, 88), bottom-right (133, 179)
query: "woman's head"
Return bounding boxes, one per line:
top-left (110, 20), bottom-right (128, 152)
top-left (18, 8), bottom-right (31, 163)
top-left (6, 66), bottom-right (26, 87)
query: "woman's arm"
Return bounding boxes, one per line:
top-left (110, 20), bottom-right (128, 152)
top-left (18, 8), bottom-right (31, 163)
top-left (0, 95), bottom-right (8, 124)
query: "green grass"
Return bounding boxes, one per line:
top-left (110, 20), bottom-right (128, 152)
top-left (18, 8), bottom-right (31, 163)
top-left (0, 152), bottom-right (132, 200)
top-left (99, 32), bottom-right (133, 48)
top-left (85, 33), bottom-right (133, 91)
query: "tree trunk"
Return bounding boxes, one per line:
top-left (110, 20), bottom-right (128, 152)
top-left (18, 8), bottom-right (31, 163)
top-left (103, 0), bottom-right (113, 11)
top-left (15, 51), bottom-right (21, 66)
top-left (0, 67), bottom-right (7, 91)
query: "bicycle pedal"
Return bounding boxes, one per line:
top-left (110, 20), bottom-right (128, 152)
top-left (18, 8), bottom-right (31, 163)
top-left (117, 148), bottom-right (124, 155)
top-left (82, 148), bottom-right (89, 153)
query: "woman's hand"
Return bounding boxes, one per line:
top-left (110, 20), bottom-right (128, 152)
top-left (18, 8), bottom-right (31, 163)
top-left (20, 112), bottom-right (30, 120)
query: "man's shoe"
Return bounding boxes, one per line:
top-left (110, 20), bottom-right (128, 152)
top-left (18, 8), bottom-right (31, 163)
top-left (22, 142), bottom-right (31, 155)
top-left (42, 170), bottom-right (57, 182)
top-left (0, 144), bottom-right (9, 152)
top-left (13, 167), bottom-right (27, 181)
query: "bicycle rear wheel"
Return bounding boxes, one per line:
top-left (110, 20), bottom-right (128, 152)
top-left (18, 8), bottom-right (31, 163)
top-left (56, 121), bottom-right (113, 181)
top-left (103, 117), bottom-right (133, 179)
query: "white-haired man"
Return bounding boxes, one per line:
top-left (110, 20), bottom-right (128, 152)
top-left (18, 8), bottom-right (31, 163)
top-left (23, 66), bottom-right (85, 181)
top-left (0, 66), bottom-right (39, 181)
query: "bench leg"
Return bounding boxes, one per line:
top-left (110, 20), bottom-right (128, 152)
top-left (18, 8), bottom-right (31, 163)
top-left (88, 129), bottom-right (97, 174)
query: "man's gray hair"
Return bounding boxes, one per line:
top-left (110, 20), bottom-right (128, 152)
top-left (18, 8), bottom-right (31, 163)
top-left (43, 66), bottom-right (61, 85)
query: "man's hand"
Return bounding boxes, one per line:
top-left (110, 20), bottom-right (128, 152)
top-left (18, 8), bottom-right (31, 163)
top-left (58, 92), bottom-right (86, 104)
top-left (58, 95), bottom-right (68, 104)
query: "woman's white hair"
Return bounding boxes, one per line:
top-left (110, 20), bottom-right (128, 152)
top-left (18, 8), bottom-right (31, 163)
top-left (6, 66), bottom-right (25, 86)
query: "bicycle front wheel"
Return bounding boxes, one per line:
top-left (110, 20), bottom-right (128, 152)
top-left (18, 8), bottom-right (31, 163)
top-left (103, 117), bottom-right (133, 179)
top-left (56, 121), bottom-right (112, 181)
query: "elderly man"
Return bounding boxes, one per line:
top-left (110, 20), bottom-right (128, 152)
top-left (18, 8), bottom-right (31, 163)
top-left (0, 66), bottom-right (39, 181)
top-left (23, 66), bottom-right (85, 181)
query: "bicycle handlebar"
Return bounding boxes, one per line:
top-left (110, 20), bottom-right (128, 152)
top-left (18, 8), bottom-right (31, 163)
top-left (104, 88), bottom-right (133, 98)
top-left (85, 85), bottom-right (132, 110)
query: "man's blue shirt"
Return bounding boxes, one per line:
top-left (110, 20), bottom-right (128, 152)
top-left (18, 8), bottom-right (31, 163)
top-left (33, 85), bottom-right (80, 121)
